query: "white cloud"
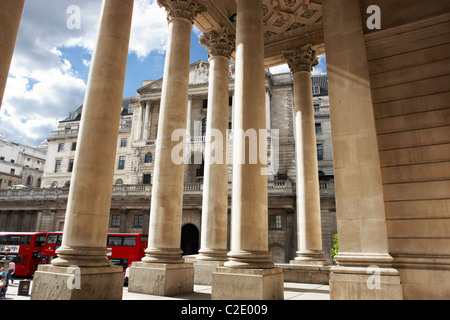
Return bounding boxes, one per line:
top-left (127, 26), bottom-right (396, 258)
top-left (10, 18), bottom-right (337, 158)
top-left (0, 0), bottom-right (168, 147)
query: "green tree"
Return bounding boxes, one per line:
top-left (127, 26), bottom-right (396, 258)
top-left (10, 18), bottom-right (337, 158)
top-left (331, 233), bottom-right (338, 263)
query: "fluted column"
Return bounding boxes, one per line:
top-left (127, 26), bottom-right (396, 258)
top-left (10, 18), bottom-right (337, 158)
top-left (51, 0), bottom-right (134, 268)
top-left (142, 0), bottom-right (205, 264)
top-left (0, 0), bottom-right (25, 109)
top-left (323, 0), bottom-right (403, 299)
top-left (284, 44), bottom-right (329, 266)
top-left (198, 28), bottom-right (235, 262)
top-left (142, 100), bottom-right (151, 141)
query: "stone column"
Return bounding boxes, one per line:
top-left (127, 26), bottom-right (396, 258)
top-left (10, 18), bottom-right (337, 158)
top-left (283, 44), bottom-right (329, 266)
top-left (0, 0), bottom-right (25, 109)
top-left (142, 101), bottom-right (151, 141)
top-left (31, 0), bottom-right (134, 300)
top-left (128, 0), bottom-right (205, 297)
top-left (136, 102), bottom-right (144, 141)
top-left (195, 28), bottom-right (234, 283)
top-left (322, 0), bottom-right (403, 299)
top-left (212, 0), bottom-right (283, 300)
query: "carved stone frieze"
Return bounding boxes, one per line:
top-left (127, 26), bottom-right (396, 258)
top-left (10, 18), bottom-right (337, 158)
top-left (199, 28), bottom-right (235, 59)
top-left (283, 44), bottom-right (318, 73)
top-left (157, 0), bottom-right (206, 23)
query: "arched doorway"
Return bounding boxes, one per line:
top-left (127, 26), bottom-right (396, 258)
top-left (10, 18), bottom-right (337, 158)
top-left (180, 224), bottom-right (199, 256)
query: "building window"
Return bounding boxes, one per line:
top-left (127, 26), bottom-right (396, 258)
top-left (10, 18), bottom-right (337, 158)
top-left (315, 123), bottom-right (322, 134)
top-left (312, 85), bottom-right (320, 95)
top-left (202, 99), bottom-right (208, 108)
top-left (55, 160), bottom-right (62, 172)
top-left (58, 143), bottom-right (64, 152)
top-left (68, 159), bottom-right (74, 172)
top-left (26, 176), bottom-right (33, 186)
top-left (143, 174), bottom-right (151, 185)
top-left (36, 178), bottom-right (41, 188)
top-left (51, 181), bottom-right (58, 188)
top-left (144, 153), bottom-right (152, 163)
top-left (71, 142), bottom-right (77, 151)
top-left (118, 156), bottom-right (125, 170)
top-left (115, 179), bottom-right (123, 185)
top-left (133, 215), bottom-right (143, 228)
top-left (269, 215), bottom-right (282, 230)
top-left (110, 214), bottom-right (120, 227)
top-left (317, 143), bottom-right (323, 160)
top-left (0, 157), bottom-right (4, 161)
top-left (201, 118), bottom-right (207, 136)
top-left (10, 168), bottom-right (15, 175)
top-left (120, 138), bottom-right (127, 148)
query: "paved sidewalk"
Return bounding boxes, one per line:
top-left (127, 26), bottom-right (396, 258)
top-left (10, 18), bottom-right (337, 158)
top-left (3, 277), bottom-right (329, 300)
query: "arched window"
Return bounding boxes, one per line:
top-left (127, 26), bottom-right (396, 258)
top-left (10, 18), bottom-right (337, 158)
top-left (51, 181), bottom-right (58, 188)
top-left (64, 181), bottom-right (71, 188)
top-left (144, 153), bottom-right (153, 163)
top-left (36, 178), bottom-right (41, 188)
top-left (115, 179), bottom-right (123, 185)
top-left (26, 175), bottom-right (33, 186)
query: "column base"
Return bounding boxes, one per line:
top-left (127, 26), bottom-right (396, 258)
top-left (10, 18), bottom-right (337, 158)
top-left (212, 267), bottom-right (284, 300)
top-left (291, 250), bottom-right (330, 266)
top-left (30, 265), bottom-right (124, 300)
top-left (128, 262), bottom-right (194, 296)
top-left (330, 253), bottom-right (403, 300)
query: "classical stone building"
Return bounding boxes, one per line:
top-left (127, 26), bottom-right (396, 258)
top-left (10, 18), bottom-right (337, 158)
top-left (0, 0), bottom-right (448, 300)
top-left (0, 136), bottom-right (47, 190)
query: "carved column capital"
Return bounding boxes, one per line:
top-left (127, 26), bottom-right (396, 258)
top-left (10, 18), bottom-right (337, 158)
top-left (199, 27), bottom-right (236, 59)
top-left (283, 44), bottom-right (318, 73)
top-left (157, 0), bottom-right (206, 23)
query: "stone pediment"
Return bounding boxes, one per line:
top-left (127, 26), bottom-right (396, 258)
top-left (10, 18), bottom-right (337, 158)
top-left (137, 60), bottom-right (212, 94)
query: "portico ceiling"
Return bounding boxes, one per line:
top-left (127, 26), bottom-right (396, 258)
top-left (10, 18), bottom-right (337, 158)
top-left (194, 0), bottom-right (325, 68)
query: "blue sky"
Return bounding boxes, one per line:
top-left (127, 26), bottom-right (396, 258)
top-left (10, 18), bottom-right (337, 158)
top-left (0, 0), bottom-right (326, 148)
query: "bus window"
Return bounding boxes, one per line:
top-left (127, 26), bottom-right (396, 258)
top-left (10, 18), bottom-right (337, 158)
top-left (20, 235), bottom-right (31, 245)
top-left (122, 236), bottom-right (136, 247)
top-left (0, 235), bottom-right (8, 244)
top-left (140, 235), bottom-right (148, 243)
top-left (46, 234), bottom-right (62, 244)
top-left (32, 252), bottom-right (42, 259)
top-left (107, 236), bottom-right (123, 246)
top-left (35, 235), bottom-right (46, 247)
top-left (9, 235), bottom-right (21, 245)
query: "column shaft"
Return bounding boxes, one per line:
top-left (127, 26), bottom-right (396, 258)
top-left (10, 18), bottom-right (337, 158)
top-left (226, 0), bottom-right (272, 269)
top-left (143, 4), bottom-right (204, 263)
top-left (52, 0), bottom-right (134, 267)
top-left (198, 28), bottom-right (235, 261)
top-left (0, 0), bottom-right (25, 108)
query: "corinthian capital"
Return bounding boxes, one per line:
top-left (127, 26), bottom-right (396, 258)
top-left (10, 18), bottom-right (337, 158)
top-left (158, 0), bottom-right (206, 23)
top-left (283, 44), bottom-right (318, 73)
top-left (199, 28), bottom-right (235, 59)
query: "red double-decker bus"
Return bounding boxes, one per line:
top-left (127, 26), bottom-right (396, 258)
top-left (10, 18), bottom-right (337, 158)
top-left (0, 232), bottom-right (47, 276)
top-left (41, 232), bottom-right (148, 270)
top-left (41, 232), bottom-right (62, 264)
top-left (106, 233), bottom-right (148, 270)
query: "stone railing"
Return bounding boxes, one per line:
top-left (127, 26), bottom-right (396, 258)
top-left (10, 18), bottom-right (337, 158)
top-left (0, 179), bottom-right (300, 201)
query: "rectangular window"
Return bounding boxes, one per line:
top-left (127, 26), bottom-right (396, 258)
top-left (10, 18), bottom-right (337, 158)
top-left (203, 99), bottom-right (208, 108)
top-left (315, 123), bottom-right (322, 134)
top-left (120, 138), bottom-right (127, 148)
top-left (10, 168), bottom-right (15, 175)
top-left (68, 159), bottom-right (74, 172)
top-left (317, 143), bottom-right (323, 160)
top-left (118, 156), bottom-right (125, 170)
top-left (71, 142), bottom-right (77, 151)
top-left (269, 215), bottom-right (282, 230)
top-left (110, 214), bottom-right (120, 227)
top-left (58, 143), bottom-right (64, 152)
top-left (133, 215), bottom-right (143, 228)
top-left (55, 160), bottom-right (62, 172)
top-left (143, 174), bottom-right (151, 185)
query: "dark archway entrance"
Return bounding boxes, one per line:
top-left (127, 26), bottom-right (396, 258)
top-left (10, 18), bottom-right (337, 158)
top-left (180, 224), bottom-right (199, 256)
